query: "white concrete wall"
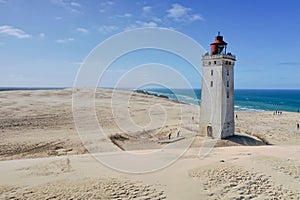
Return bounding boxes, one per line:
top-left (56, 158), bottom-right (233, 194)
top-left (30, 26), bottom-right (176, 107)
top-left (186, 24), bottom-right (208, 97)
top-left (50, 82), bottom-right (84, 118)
top-left (200, 55), bottom-right (235, 139)
top-left (221, 65), bottom-right (235, 137)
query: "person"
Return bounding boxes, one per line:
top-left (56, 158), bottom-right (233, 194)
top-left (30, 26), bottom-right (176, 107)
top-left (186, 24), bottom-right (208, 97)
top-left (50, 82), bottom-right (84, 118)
top-left (177, 131), bottom-right (180, 137)
top-left (168, 133), bottom-right (171, 139)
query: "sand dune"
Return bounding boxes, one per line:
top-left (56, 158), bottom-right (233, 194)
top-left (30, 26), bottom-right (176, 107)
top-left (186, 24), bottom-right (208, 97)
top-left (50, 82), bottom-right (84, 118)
top-left (0, 89), bottom-right (300, 199)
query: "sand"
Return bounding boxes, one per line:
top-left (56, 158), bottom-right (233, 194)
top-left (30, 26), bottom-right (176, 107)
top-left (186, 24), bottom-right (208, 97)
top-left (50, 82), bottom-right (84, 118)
top-left (0, 89), bottom-right (300, 199)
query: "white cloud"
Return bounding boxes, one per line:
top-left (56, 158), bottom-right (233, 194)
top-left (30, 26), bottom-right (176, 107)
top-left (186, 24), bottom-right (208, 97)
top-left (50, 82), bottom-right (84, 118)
top-left (125, 21), bottom-right (158, 30)
top-left (152, 17), bottom-right (162, 23)
top-left (55, 16), bottom-right (63, 20)
top-left (100, 1), bottom-right (114, 6)
top-left (70, 2), bottom-right (81, 7)
top-left (123, 13), bottom-right (132, 18)
top-left (76, 27), bottom-right (89, 34)
top-left (143, 6), bottom-right (152, 12)
top-left (166, 3), bottom-right (204, 22)
top-left (99, 1), bottom-right (114, 14)
top-left (38, 33), bottom-right (46, 39)
top-left (55, 37), bottom-right (75, 43)
top-left (167, 3), bottom-right (191, 19)
top-left (0, 25), bottom-right (32, 39)
top-left (115, 13), bottom-right (132, 18)
top-left (143, 21), bottom-right (157, 28)
top-left (110, 13), bottom-right (132, 19)
top-left (99, 25), bottom-right (118, 34)
top-left (190, 14), bottom-right (204, 21)
top-left (50, 0), bottom-right (82, 14)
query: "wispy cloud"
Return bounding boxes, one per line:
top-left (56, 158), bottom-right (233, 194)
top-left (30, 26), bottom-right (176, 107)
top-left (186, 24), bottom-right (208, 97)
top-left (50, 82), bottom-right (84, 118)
top-left (114, 13), bottom-right (132, 18)
top-left (0, 25), bottom-right (32, 39)
top-left (99, 9), bottom-right (106, 13)
top-left (100, 1), bottom-right (114, 6)
top-left (166, 3), bottom-right (204, 22)
top-left (70, 2), bottom-right (80, 7)
top-left (50, 0), bottom-right (82, 14)
top-left (99, 1), bottom-right (114, 13)
top-left (143, 6), bottom-right (152, 13)
top-left (152, 17), bottom-right (162, 23)
top-left (142, 21), bottom-right (157, 28)
top-left (55, 37), bottom-right (75, 43)
top-left (76, 27), bottom-right (89, 34)
top-left (54, 16), bottom-right (63, 20)
top-left (277, 62), bottom-right (300, 66)
top-left (167, 4), bottom-right (191, 18)
top-left (108, 13), bottom-right (133, 20)
top-left (38, 33), bottom-right (46, 39)
top-left (0, 0), bottom-right (7, 4)
top-left (99, 25), bottom-right (119, 34)
top-left (125, 21), bottom-right (158, 30)
top-left (190, 14), bottom-right (203, 21)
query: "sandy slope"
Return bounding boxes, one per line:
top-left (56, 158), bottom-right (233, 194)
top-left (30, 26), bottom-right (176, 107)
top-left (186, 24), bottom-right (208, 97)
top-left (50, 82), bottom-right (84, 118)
top-left (0, 89), bottom-right (300, 199)
top-left (1, 146), bottom-right (300, 199)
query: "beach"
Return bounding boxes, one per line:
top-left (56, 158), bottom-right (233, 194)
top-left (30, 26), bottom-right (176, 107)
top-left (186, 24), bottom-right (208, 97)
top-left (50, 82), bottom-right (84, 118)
top-left (0, 89), bottom-right (300, 199)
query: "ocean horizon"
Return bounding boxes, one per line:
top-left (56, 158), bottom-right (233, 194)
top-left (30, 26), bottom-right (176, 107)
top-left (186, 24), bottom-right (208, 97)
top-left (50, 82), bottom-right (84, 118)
top-left (1, 87), bottom-right (299, 113)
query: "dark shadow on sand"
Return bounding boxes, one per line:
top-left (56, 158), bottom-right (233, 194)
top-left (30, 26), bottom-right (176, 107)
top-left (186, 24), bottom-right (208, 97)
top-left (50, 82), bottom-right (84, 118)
top-left (224, 134), bottom-right (271, 146)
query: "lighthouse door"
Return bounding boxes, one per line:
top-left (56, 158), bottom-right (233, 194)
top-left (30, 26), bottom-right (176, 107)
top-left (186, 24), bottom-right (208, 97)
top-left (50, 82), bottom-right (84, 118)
top-left (207, 125), bottom-right (213, 137)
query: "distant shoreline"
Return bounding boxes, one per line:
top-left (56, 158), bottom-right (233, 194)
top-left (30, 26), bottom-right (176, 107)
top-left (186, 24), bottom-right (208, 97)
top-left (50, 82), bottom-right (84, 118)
top-left (1, 87), bottom-right (299, 113)
top-left (0, 87), bottom-right (67, 92)
top-left (134, 89), bottom-right (188, 105)
top-left (1, 87), bottom-right (300, 91)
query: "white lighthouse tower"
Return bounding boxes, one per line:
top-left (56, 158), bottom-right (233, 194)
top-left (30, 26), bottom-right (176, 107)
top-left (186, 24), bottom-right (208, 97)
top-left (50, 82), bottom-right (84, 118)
top-left (200, 32), bottom-right (236, 139)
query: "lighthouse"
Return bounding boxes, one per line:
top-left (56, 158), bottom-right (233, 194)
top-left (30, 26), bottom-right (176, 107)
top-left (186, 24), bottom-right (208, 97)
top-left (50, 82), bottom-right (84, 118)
top-left (200, 32), bottom-right (236, 139)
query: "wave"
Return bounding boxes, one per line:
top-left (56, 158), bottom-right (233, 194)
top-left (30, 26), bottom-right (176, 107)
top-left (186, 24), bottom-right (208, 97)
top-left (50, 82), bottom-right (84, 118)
top-left (235, 107), bottom-right (265, 112)
top-left (139, 88), bottom-right (299, 112)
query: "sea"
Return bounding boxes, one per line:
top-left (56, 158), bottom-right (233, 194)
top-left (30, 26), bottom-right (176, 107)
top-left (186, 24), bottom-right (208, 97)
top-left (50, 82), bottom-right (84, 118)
top-left (139, 88), bottom-right (300, 113)
top-left (1, 87), bottom-right (300, 113)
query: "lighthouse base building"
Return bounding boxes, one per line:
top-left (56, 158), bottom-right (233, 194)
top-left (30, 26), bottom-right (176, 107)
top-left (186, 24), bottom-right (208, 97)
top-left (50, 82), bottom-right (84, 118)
top-left (200, 33), bottom-right (236, 139)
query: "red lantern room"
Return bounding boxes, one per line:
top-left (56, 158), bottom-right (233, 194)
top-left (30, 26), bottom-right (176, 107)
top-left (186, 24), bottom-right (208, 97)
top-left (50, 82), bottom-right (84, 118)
top-left (210, 32), bottom-right (227, 55)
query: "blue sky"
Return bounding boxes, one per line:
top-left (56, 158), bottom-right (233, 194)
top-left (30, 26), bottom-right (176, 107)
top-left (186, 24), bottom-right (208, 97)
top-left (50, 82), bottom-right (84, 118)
top-left (0, 0), bottom-right (300, 89)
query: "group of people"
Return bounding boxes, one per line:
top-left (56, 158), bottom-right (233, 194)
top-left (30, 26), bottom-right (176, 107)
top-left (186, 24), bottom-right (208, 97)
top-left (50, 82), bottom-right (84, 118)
top-left (168, 130), bottom-right (181, 139)
top-left (273, 110), bottom-right (283, 115)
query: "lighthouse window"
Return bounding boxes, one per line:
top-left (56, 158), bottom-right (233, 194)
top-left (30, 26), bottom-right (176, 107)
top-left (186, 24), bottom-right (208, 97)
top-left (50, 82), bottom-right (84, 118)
top-left (210, 81), bottom-right (213, 87)
top-left (214, 61), bottom-right (217, 65)
top-left (227, 91), bottom-right (230, 98)
top-left (208, 61), bottom-right (211, 65)
top-left (227, 81), bottom-right (229, 87)
top-left (211, 70), bottom-right (213, 76)
top-left (229, 62), bottom-right (232, 65)
top-left (227, 69), bottom-right (229, 76)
